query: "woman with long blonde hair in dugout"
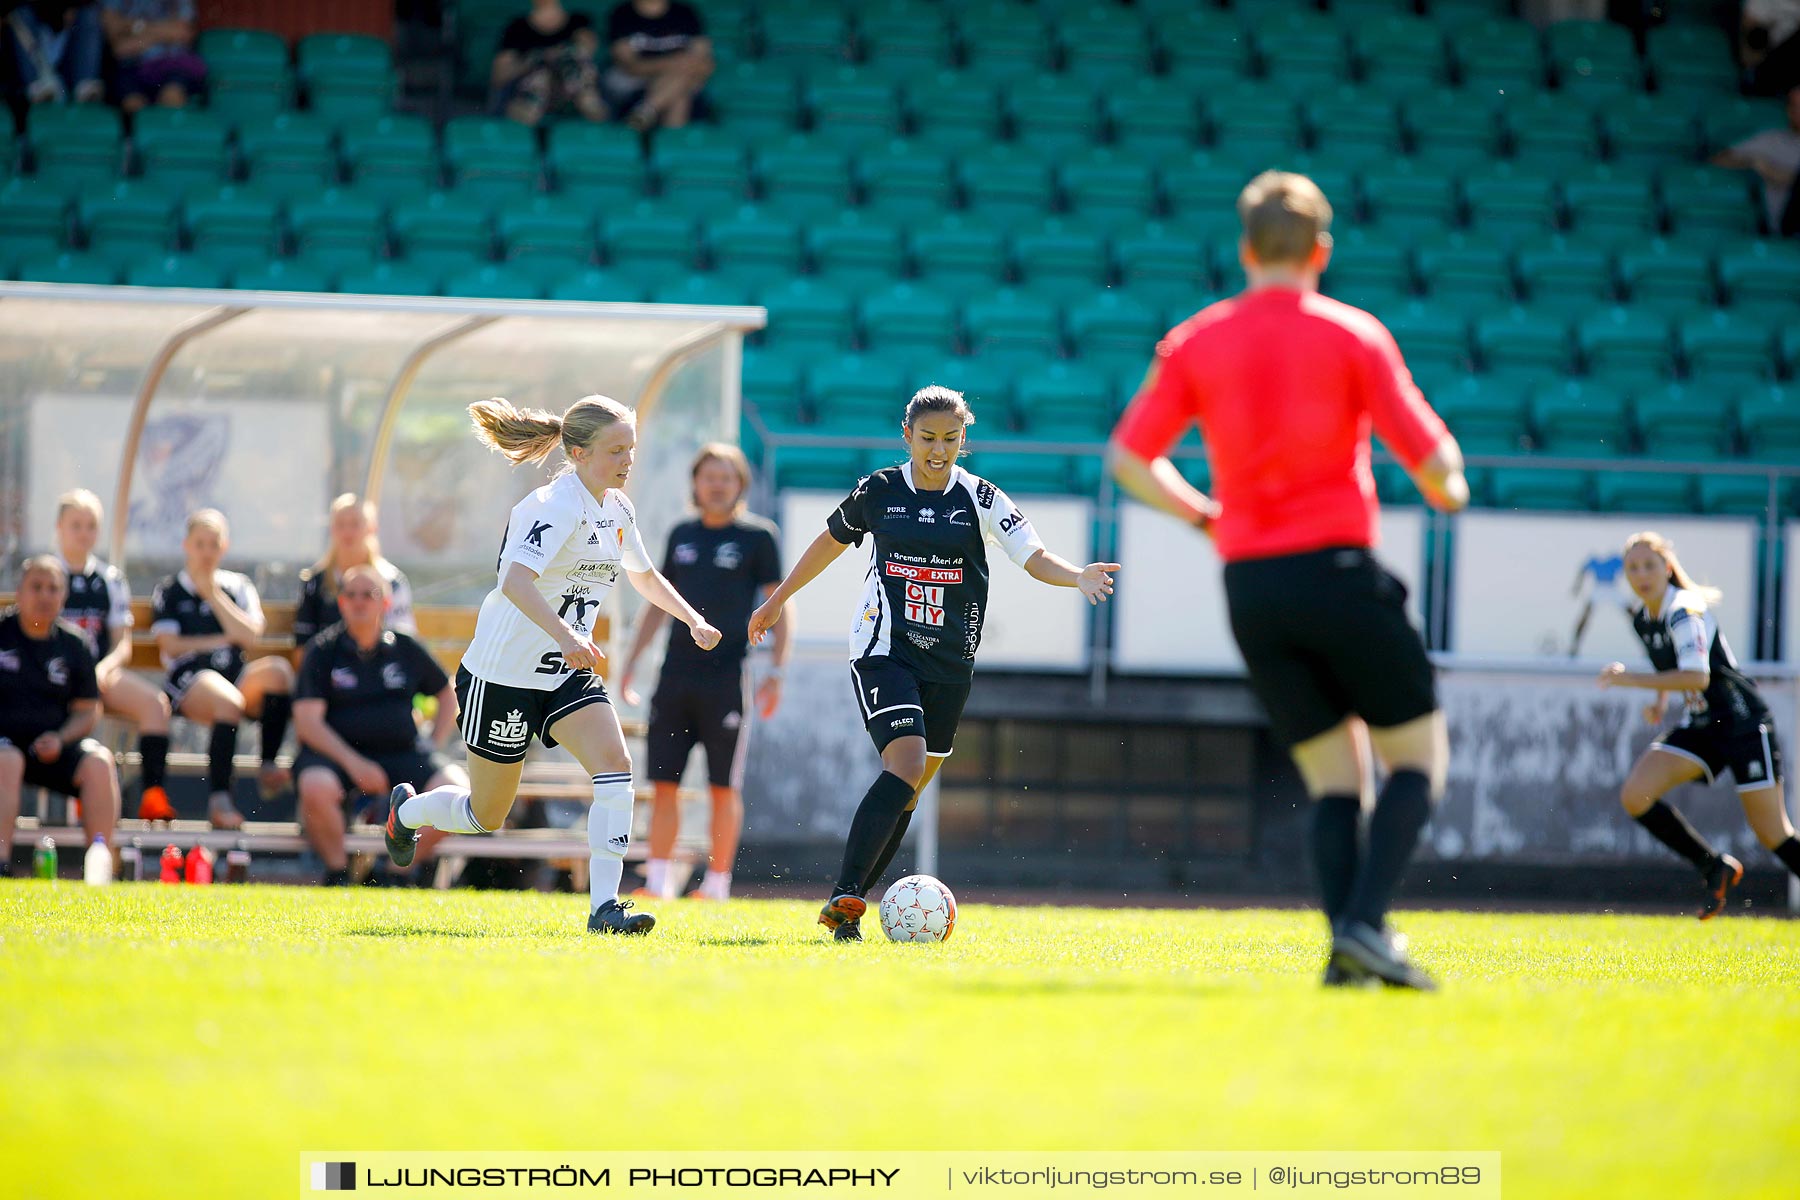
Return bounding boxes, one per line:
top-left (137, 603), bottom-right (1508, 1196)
top-left (1600, 531), bottom-right (1800, 917)
top-left (292, 493), bottom-right (416, 648)
top-left (381, 395), bottom-right (721, 934)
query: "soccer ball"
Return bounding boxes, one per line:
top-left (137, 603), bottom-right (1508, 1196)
top-left (878, 874), bottom-right (957, 943)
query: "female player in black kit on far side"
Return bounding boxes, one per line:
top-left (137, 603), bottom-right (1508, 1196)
top-left (749, 386), bottom-right (1120, 940)
top-left (1601, 530), bottom-right (1800, 917)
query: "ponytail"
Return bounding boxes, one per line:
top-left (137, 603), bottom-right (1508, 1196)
top-left (469, 397), bottom-right (566, 466)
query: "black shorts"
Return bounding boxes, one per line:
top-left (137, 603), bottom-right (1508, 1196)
top-left (293, 748), bottom-right (450, 802)
top-left (646, 671), bottom-right (748, 788)
top-left (849, 656), bottom-right (971, 758)
top-left (0, 733), bottom-right (105, 798)
top-left (455, 665), bottom-right (609, 764)
top-left (1656, 719), bottom-right (1784, 791)
top-left (164, 650), bottom-right (243, 706)
top-left (1223, 545), bottom-right (1438, 748)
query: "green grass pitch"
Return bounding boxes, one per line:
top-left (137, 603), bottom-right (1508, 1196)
top-left (3, 884), bottom-right (1796, 1199)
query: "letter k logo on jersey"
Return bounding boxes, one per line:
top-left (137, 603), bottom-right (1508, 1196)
top-left (525, 520), bottom-right (553, 548)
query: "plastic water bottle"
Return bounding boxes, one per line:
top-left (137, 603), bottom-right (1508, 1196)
top-left (184, 844), bottom-right (214, 885)
top-left (160, 845), bottom-right (184, 883)
top-left (83, 836), bottom-right (113, 886)
top-left (225, 841), bottom-right (250, 884)
top-left (119, 839), bottom-right (142, 882)
top-left (33, 836), bottom-right (56, 880)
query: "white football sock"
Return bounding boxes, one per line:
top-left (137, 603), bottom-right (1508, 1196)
top-left (399, 785), bottom-right (490, 834)
top-left (644, 857), bottom-right (671, 899)
top-left (589, 772), bottom-right (634, 913)
top-left (700, 869), bottom-right (731, 900)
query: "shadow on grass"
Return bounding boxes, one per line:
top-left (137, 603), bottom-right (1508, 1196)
top-left (690, 934), bottom-right (781, 948)
top-left (343, 924), bottom-right (490, 939)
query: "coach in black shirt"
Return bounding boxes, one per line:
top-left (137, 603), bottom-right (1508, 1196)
top-left (0, 556), bottom-right (121, 871)
top-left (293, 565), bottom-right (465, 886)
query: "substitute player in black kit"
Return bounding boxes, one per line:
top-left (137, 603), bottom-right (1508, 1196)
top-left (0, 556), bottom-right (121, 870)
top-left (749, 386), bottom-right (1119, 940)
top-left (618, 443), bottom-right (787, 901)
top-left (294, 564), bottom-right (465, 886)
top-left (1601, 531), bottom-right (1800, 917)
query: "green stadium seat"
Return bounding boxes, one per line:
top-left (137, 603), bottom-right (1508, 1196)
top-left (647, 127), bottom-right (746, 209)
top-left (806, 353), bottom-right (911, 431)
top-left (230, 259), bottom-right (331, 292)
top-left (959, 146), bottom-right (1054, 222)
top-left (804, 69), bottom-right (902, 148)
top-left (198, 29), bottom-right (293, 119)
top-left (546, 268), bottom-right (641, 302)
top-left (1737, 385), bottom-right (1800, 457)
top-left (1659, 166), bottom-right (1759, 239)
top-left (287, 189), bottom-right (386, 273)
top-left (197, 28), bottom-right (287, 72)
top-left (1544, 18), bottom-right (1641, 92)
top-left (1331, 235), bottom-right (1415, 297)
top-left (911, 215), bottom-right (1008, 289)
top-left (1579, 308), bottom-right (1673, 382)
top-left (859, 281), bottom-right (960, 358)
top-left (1014, 361), bottom-right (1114, 438)
top-left (1476, 307), bottom-right (1573, 375)
top-left (1415, 235), bottom-right (1513, 310)
top-left (442, 116), bottom-right (540, 201)
top-left (962, 288), bottom-right (1062, 367)
top-left (1616, 242), bottom-right (1716, 315)
top-left (1159, 156), bottom-right (1256, 228)
top-left (1501, 92), bottom-right (1602, 172)
top-left (1696, 475), bottom-right (1781, 516)
top-left (1402, 88), bottom-right (1501, 170)
top-left (132, 108), bottom-right (230, 195)
top-left (498, 199), bottom-right (598, 286)
top-left (1351, 14), bottom-right (1449, 90)
top-left (1208, 86), bottom-right (1305, 158)
top-left (1595, 471), bottom-right (1695, 513)
top-left (706, 61), bottom-right (799, 136)
top-left (16, 251), bottom-right (117, 285)
top-left (238, 114), bottom-right (338, 191)
top-left (296, 34), bottom-right (394, 126)
top-left (905, 71), bottom-right (1003, 154)
top-left (962, 444), bottom-right (1075, 494)
top-left (1066, 290), bottom-right (1161, 362)
top-left (757, 4), bottom-right (848, 61)
top-left (758, 276), bottom-right (855, 352)
top-left (545, 122), bottom-right (645, 205)
top-left (1514, 236), bottom-right (1617, 318)
top-left (1645, 26), bottom-right (1737, 97)
top-left (341, 114), bottom-right (439, 202)
top-left (916, 354), bottom-right (1013, 413)
top-left (1562, 169), bottom-right (1660, 243)
top-left (646, 272), bottom-right (753, 306)
top-left (0, 181), bottom-right (70, 262)
top-left (704, 206), bottom-right (802, 287)
top-left (1718, 241), bottom-right (1800, 307)
top-left (183, 186), bottom-right (281, 266)
top-left (1111, 225), bottom-right (1211, 309)
top-left (1059, 149), bottom-right (1157, 235)
top-left (80, 182), bottom-right (179, 265)
top-left (955, 8), bottom-right (1055, 81)
top-left (1006, 77), bottom-right (1101, 155)
top-left (27, 105), bottom-right (122, 185)
top-left (854, 139), bottom-right (953, 222)
top-left (1678, 311), bottom-right (1773, 382)
top-left (772, 446), bottom-right (879, 492)
top-left (741, 348), bottom-right (806, 431)
top-left (1448, 18), bottom-right (1545, 92)
top-left (601, 204), bottom-right (698, 285)
top-left (1635, 381), bottom-right (1736, 459)
top-left (337, 261), bottom-right (440, 297)
top-left (1330, 284), bottom-right (1410, 320)
top-left (1780, 326), bottom-right (1800, 379)
top-left (1699, 97), bottom-right (1787, 157)
top-left (1532, 379), bottom-right (1633, 455)
top-left (857, 5), bottom-right (953, 73)
top-left (123, 254), bottom-right (224, 289)
top-left (1386, 301), bottom-right (1472, 374)
top-left (1462, 167), bottom-right (1561, 244)
top-left (753, 138), bottom-right (852, 223)
top-left (1359, 162), bottom-right (1459, 236)
top-left (1601, 95), bottom-right (1701, 168)
top-left (805, 213), bottom-right (903, 289)
top-left (1055, 10), bottom-right (1154, 84)
top-left (392, 192), bottom-right (494, 274)
top-left (1105, 79), bottom-right (1202, 158)
top-left (1306, 87), bottom-right (1404, 167)
top-left (442, 264), bottom-right (541, 300)
top-left (1156, 8), bottom-right (1252, 78)
top-left (1011, 218), bottom-right (1109, 304)
top-left (1490, 467), bottom-right (1594, 511)
top-left (1434, 374), bottom-right (1529, 452)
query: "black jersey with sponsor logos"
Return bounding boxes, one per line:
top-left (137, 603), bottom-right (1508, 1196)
top-left (1632, 583), bottom-right (1769, 729)
top-left (0, 610), bottom-right (100, 740)
top-left (148, 569), bottom-right (263, 682)
top-left (57, 555), bottom-right (132, 658)
top-left (659, 516), bottom-right (781, 676)
top-left (826, 464), bottom-right (1044, 683)
top-left (297, 624), bottom-right (450, 756)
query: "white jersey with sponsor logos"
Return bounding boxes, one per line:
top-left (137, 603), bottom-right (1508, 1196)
top-left (461, 473), bottom-right (652, 689)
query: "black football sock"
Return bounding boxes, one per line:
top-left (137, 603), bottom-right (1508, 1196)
top-left (832, 771), bottom-right (915, 898)
top-left (1635, 799), bottom-right (1716, 871)
top-left (257, 694), bottom-right (292, 765)
top-left (207, 723), bottom-right (239, 793)
top-left (137, 734), bottom-right (169, 790)
top-left (1344, 770), bottom-right (1433, 930)
top-left (1774, 835), bottom-right (1800, 879)
top-left (862, 807), bottom-right (915, 897)
top-left (1310, 794), bottom-right (1361, 926)
top-left (322, 868), bottom-right (350, 887)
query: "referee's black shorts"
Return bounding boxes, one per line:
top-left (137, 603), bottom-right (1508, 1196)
top-left (1223, 545), bottom-right (1437, 748)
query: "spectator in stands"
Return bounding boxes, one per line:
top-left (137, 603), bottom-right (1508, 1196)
top-left (491, 0), bottom-right (608, 127)
top-left (52, 488), bottom-right (176, 821)
top-left (293, 564), bottom-right (463, 887)
top-left (0, 555), bottom-right (120, 873)
top-left (1742, 0), bottom-right (1800, 96)
top-left (100, 0), bottom-right (204, 114)
top-left (293, 493), bottom-right (417, 651)
top-left (4, 0), bottom-right (105, 106)
top-left (1711, 85), bottom-right (1800, 237)
top-left (150, 509), bottom-right (294, 831)
top-left (603, 0), bottom-right (711, 131)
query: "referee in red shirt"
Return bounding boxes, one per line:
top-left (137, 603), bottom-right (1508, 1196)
top-left (1108, 171), bottom-right (1470, 990)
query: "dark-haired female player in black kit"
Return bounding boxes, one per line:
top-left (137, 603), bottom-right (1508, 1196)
top-left (1601, 531), bottom-right (1800, 918)
top-left (748, 386), bottom-right (1120, 940)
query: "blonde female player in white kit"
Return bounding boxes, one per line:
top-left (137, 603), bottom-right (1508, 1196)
top-left (383, 395), bottom-right (722, 934)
